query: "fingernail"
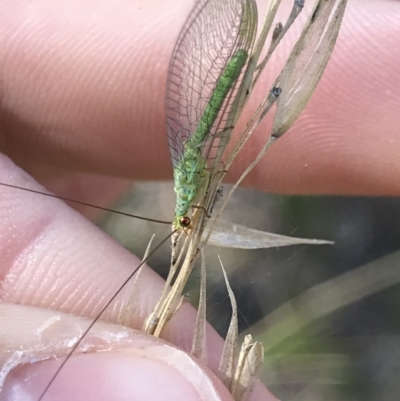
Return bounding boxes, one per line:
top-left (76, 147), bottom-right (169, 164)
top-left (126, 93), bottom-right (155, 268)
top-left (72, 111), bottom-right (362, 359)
top-left (1, 347), bottom-right (227, 401)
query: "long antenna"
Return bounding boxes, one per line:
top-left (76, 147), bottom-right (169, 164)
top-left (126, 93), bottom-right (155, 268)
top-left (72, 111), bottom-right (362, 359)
top-left (37, 229), bottom-right (177, 401)
top-left (0, 182), bottom-right (171, 225)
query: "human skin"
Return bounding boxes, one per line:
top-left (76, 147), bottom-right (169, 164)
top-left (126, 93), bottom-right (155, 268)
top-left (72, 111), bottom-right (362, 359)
top-left (0, 0), bottom-right (399, 400)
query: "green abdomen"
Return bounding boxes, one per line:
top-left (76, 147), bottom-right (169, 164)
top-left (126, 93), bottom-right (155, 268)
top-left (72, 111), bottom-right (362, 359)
top-left (173, 49), bottom-right (248, 221)
top-left (190, 49), bottom-right (248, 148)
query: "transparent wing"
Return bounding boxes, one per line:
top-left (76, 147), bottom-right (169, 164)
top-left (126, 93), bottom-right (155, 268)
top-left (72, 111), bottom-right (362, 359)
top-left (166, 0), bottom-right (257, 169)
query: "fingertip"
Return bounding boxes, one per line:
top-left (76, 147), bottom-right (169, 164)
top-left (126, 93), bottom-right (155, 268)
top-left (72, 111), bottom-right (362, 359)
top-left (0, 303), bottom-right (232, 401)
top-left (2, 350), bottom-right (232, 401)
top-left (237, 0), bottom-right (400, 196)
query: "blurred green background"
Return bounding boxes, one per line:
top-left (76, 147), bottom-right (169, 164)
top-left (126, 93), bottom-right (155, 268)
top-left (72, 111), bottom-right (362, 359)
top-left (100, 182), bottom-right (400, 401)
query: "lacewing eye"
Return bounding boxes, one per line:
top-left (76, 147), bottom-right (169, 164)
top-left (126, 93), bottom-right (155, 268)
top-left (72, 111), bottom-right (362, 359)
top-left (179, 216), bottom-right (191, 228)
